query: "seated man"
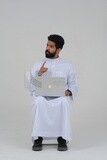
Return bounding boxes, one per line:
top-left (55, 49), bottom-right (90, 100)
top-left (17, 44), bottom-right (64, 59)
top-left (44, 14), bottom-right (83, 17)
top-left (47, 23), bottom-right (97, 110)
top-left (30, 34), bottom-right (78, 151)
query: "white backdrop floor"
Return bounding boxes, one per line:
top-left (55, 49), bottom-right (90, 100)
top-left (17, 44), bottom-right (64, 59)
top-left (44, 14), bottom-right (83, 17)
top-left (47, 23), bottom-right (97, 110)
top-left (0, 105), bottom-right (107, 160)
top-left (0, 125), bottom-right (107, 160)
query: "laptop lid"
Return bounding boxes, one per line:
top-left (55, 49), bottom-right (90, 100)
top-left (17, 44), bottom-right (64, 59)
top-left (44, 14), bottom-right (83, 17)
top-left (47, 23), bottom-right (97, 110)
top-left (34, 76), bottom-right (65, 97)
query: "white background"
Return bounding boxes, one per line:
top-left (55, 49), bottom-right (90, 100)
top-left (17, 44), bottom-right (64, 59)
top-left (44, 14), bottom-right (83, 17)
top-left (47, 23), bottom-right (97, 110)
top-left (0, 0), bottom-right (107, 159)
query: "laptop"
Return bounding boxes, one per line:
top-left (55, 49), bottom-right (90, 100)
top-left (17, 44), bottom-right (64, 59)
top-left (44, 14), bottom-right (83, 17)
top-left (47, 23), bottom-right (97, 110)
top-left (33, 76), bottom-right (65, 97)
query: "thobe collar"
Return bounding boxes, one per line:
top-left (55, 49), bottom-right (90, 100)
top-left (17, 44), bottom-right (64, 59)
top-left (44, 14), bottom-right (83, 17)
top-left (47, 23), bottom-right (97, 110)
top-left (44, 57), bottom-right (62, 62)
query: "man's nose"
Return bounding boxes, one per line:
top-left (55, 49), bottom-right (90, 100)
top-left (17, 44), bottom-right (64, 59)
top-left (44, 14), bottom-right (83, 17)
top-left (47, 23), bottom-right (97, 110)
top-left (46, 47), bottom-right (48, 50)
top-left (46, 46), bottom-right (50, 51)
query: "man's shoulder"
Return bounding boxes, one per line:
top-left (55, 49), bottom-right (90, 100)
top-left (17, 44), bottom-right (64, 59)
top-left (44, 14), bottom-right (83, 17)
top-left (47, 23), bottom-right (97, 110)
top-left (60, 58), bottom-right (73, 66)
top-left (60, 58), bottom-right (75, 72)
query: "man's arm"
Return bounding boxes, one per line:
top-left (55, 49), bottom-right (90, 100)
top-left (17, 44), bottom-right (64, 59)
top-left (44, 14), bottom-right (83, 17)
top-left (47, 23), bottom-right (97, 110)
top-left (67, 65), bottom-right (79, 99)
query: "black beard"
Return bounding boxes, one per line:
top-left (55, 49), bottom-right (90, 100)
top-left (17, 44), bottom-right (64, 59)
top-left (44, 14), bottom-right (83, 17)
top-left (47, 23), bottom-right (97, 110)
top-left (45, 50), bottom-right (56, 58)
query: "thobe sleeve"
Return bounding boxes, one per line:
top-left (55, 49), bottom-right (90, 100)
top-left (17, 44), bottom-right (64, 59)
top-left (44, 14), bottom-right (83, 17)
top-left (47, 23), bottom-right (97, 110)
top-left (67, 65), bottom-right (79, 100)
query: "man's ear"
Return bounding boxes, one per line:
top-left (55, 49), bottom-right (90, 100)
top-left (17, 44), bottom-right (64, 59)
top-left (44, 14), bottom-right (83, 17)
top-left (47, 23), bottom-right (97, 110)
top-left (57, 48), bottom-right (61, 53)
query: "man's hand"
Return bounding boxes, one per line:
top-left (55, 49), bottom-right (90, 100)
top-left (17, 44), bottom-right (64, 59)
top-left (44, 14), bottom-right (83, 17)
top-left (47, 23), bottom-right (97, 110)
top-left (38, 62), bottom-right (48, 76)
top-left (65, 90), bottom-right (72, 96)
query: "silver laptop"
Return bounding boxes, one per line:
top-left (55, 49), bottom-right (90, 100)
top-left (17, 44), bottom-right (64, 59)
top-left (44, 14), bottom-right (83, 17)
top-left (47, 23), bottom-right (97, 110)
top-left (33, 76), bottom-right (65, 97)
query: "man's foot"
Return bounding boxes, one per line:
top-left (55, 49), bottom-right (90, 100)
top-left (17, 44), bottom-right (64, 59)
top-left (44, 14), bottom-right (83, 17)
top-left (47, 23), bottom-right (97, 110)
top-left (57, 137), bottom-right (68, 151)
top-left (32, 137), bottom-right (43, 151)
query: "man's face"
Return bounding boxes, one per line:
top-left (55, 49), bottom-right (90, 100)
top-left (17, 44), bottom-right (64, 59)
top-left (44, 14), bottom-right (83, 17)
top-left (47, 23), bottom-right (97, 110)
top-left (45, 40), bottom-right (58, 58)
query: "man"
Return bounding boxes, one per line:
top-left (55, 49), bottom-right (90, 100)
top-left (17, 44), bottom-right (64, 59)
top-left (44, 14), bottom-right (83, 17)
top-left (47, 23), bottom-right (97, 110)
top-left (30, 34), bottom-right (78, 151)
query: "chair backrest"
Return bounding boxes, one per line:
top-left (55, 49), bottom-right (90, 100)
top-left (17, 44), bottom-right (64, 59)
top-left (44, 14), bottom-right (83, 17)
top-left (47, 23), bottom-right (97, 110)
top-left (24, 70), bottom-right (31, 89)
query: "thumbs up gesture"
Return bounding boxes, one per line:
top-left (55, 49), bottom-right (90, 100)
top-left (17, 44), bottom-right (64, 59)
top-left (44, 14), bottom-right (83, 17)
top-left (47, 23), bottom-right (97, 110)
top-left (38, 62), bottom-right (48, 76)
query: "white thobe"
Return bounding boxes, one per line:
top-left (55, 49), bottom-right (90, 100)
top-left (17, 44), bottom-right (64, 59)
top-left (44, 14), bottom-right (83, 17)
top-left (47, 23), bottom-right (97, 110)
top-left (30, 57), bottom-right (78, 142)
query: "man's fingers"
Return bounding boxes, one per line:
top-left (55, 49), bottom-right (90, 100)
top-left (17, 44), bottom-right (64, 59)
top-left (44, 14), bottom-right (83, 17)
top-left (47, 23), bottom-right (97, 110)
top-left (41, 67), bottom-right (48, 72)
top-left (39, 62), bottom-right (48, 74)
top-left (65, 90), bottom-right (69, 96)
top-left (42, 61), bottom-right (46, 67)
top-left (45, 67), bottom-right (48, 70)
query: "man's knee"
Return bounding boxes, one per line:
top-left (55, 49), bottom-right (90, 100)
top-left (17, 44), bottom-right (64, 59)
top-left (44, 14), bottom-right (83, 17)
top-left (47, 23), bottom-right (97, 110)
top-left (32, 96), bottom-right (45, 112)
